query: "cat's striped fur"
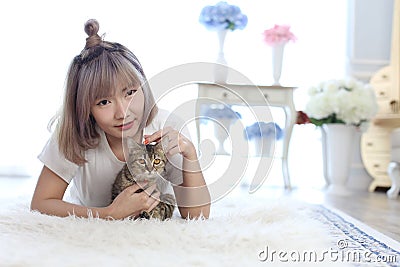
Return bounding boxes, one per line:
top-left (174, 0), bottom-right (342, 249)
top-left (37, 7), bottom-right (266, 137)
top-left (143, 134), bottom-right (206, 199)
top-left (111, 138), bottom-right (175, 220)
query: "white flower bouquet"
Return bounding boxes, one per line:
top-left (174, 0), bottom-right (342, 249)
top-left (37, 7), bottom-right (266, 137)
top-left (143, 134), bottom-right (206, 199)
top-left (304, 78), bottom-right (378, 127)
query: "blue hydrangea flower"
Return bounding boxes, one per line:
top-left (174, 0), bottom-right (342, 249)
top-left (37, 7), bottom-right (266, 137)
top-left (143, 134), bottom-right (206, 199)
top-left (199, 1), bottom-right (248, 31)
top-left (204, 105), bottom-right (242, 119)
top-left (244, 122), bottom-right (283, 140)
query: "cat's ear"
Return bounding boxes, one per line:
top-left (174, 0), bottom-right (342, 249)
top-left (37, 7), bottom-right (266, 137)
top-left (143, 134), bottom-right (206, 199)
top-left (154, 141), bottom-right (168, 162)
top-left (154, 141), bottom-right (163, 149)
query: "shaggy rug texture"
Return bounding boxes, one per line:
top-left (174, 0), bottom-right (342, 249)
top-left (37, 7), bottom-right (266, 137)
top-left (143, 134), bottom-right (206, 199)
top-left (0, 195), bottom-right (399, 267)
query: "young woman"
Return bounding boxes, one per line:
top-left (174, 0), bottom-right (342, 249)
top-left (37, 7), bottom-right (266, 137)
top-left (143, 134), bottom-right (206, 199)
top-left (31, 19), bottom-right (210, 220)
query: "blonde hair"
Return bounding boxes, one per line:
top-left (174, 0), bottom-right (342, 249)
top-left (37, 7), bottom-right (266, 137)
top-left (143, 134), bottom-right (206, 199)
top-left (55, 19), bottom-right (158, 165)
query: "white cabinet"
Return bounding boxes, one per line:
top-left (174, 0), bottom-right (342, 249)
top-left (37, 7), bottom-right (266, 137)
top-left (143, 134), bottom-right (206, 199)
top-left (361, 0), bottom-right (400, 191)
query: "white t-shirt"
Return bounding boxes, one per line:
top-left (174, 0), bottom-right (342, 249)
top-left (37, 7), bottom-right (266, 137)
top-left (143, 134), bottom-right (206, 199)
top-left (38, 109), bottom-right (189, 207)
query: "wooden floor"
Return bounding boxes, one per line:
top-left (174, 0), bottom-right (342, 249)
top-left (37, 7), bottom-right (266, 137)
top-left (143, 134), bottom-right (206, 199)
top-left (0, 176), bottom-right (399, 243)
top-left (320, 189), bottom-right (400, 242)
top-left (249, 185), bottom-right (400, 242)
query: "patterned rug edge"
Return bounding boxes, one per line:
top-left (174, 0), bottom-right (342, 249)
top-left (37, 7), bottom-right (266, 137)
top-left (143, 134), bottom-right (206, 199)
top-left (314, 204), bottom-right (400, 266)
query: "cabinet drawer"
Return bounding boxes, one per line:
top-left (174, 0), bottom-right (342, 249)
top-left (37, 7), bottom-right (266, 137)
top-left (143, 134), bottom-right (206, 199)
top-left (198, 86), bottom-right (287, 105)
top-left (258, 89), bottom-right (286, 104)
top-left (362, 135), bottom-right (390, 153)
top-left (370, 66), bottom-right (391, 100)
top-left (377, 100), bottom-right (394, 114)
top-left (372, 84), bottom-right (390, 100)
top-left (199, 89), bottom-right (239, 102)
top-left (363, 154), bottom-right (391, 176)
top-left (233, 88), bottom-right (286, 104)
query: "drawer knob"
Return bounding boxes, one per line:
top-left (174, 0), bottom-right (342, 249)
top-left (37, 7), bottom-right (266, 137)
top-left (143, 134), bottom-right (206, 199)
top-left (390, 100), bottom-right (399, 113)
top-left (367, 142), bottom-right (373, 146)
top-left (379, 91), bottom-right (385, 96)
top-left (373, 164), bottom-right (380, 168)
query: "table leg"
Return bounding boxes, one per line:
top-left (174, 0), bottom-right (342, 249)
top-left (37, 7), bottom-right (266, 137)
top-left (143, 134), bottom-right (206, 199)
top-left (282, 105), bottom-right (296, 190)
top-left (195, 99), bottom-right (203, 147)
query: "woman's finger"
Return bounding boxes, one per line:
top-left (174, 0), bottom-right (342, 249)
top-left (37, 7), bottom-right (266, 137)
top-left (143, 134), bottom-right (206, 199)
top-left (144, 127), bottom-right (173, 144)
top-left (146, 192), bottom-right (161, 212)
top-left (143, 130), bottom-right (161, 144)
top-left (143, 183), bottom-right (157, 196)
top-left (167, 146), bottom-right (181, 157)
top-left (125, 182), bottom-right (148, 195)
top-left (165, 132), bottom-right (191, 156)
top-left (150, 190), bottom-right (161, 202)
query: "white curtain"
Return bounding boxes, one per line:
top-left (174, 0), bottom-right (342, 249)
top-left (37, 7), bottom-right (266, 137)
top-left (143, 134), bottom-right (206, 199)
top-left (0, 0), bottom-right (347, 177)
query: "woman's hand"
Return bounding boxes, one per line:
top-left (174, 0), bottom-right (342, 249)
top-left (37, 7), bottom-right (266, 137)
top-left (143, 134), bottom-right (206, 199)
top-left (107, 182), bottom-right (160, 220)
top-left (145, 127), bottom-right (210, 219)
top-left (144, 126), bottom-right (197, 160)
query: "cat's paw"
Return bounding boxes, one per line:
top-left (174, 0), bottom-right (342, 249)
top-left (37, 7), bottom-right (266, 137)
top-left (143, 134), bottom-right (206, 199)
top-left (139, 211), bottom-right (150, 220)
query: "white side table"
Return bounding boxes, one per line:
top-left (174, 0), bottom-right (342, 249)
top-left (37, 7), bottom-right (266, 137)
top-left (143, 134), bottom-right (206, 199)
top-left (195, 83), bottom-right (296, 189)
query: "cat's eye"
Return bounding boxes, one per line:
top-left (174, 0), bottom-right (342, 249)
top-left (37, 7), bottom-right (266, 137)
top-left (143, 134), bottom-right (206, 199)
top-left (138, 159), bottom-right (146, 164)
top-left (153, 158), bottom-right (161, 165)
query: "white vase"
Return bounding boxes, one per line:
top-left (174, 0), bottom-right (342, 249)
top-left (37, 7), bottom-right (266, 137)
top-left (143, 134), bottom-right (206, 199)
top-left (214, 30), bottom-right (229, 83)
top-left (271, 43), bottom-right (285, 85)
top-left (322, 124), bottom-right (357, 195)
top-left (213, 117), bottom-right (233, 155)
top-left (322, 127), bottom-right (372, 191)
top-left (347, 130), bottom-right (373, 191)
top-left (320, 128), bottom-right (330, 185)
top-left (251, 137), bottom-right (274, 157)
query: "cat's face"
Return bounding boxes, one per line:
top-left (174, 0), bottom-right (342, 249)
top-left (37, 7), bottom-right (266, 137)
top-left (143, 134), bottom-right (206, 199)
top-left (125, 138), bottom-right (167, 180)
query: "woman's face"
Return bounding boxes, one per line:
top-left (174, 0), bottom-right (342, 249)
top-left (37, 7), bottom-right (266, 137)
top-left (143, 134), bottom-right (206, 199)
top-left (90, 84), bottom-right (145, 142)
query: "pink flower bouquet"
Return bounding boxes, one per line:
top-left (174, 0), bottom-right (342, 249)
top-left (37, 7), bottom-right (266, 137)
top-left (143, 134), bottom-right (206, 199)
top-left (263, 24), bottom-right (297, 46)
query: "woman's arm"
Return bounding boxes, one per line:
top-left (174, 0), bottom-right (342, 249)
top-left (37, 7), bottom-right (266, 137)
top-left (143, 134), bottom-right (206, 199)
top-left (145, 127), bottom-right (211, 219)
top-left (173, 154), bottom-right (211, 219)
top-left (31, 166), bottom-right (160, 219)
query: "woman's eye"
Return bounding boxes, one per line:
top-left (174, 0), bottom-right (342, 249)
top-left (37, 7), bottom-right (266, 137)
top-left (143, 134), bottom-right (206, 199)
top-left (126, 89), bottom-right (137, 97)
top-left (96, 99), bottom-right (110, 106)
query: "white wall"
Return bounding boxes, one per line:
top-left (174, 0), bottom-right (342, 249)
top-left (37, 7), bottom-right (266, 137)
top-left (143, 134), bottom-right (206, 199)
top-left (347, 0), bottom-right (394, 81)
top-left (0, 0), bottom-right (351, 177)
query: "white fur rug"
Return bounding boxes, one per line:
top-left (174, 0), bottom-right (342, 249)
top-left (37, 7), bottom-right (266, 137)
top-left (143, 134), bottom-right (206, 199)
top-left (1, 194), bottom-right (388, 267)
top-left (0, 195), bottom-right (335, 267)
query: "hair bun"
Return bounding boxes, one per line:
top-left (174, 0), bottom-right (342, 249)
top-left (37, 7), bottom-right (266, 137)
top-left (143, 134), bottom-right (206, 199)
top-left (84, 19), bottom-right (102, 49)
top-left (84, 19), bottom-right (99, 37)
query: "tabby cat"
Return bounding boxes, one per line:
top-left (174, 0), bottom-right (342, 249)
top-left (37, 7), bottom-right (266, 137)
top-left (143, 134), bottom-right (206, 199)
top-left (111, 138), bottom-right (176, 220)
